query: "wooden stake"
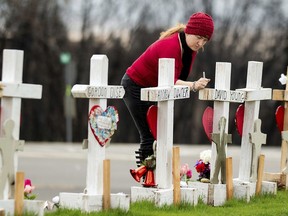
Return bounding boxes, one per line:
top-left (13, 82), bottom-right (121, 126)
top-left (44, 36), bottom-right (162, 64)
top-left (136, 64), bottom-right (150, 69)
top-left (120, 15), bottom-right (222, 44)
top-left (280, 67), bottom-right (288, 171)
top-left (14, 171), bottom-right (24, 216)
top-left (256, 154), bottom-right (265, 195)
top-left (226, 157), bottom-right (233, 200)
top-left (173, 146), bottom-right (180, 205)
top-left (103, 159), bottom-right (110, 210)
top-left (0, 208), bottom-right (5, 216)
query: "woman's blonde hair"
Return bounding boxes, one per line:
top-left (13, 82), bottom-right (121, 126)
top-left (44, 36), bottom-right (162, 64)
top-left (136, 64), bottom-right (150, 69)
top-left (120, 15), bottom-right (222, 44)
top-left (159, 23), bottom-right (186, 39)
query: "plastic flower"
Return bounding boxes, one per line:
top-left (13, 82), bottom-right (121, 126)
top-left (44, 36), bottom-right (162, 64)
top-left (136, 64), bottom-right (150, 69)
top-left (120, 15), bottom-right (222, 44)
top-left (195, 160), bottom-right (206, 173)
top-left (24, 179), bottom-right (36, 200)
top-left (180, 163), bottom-right (192, 183)
top-left (180, 163), bottom-right (189, 177)
top-left (200, 149), bottom-right (211, 164)
top-left (186, 169), bottom-right (192, 179)
top-left (194, 150), bottom-right (211, 182)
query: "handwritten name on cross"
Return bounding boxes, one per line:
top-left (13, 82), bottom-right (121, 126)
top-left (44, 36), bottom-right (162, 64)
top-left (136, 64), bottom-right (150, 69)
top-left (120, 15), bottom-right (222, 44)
top-left (238, 61), bottom-right (272, 182)
top-left (249, 119), bottom-right (267, 182)
top-left (0, 119), bottom-right (24, 199)
top-left (71, 55), bottom-right (124, 195)
top-left (0, 49), bottom-right (42, 199)
top-left (141, 58), bottom-right (190, 189)
top-left (211, 117), bottom-right (232, 184)
top-left (199, 88), bottom-right (271, 103)
top-left (199, 62), bottom-right (233, 182)
top-left (272, 67), bottom-right (288, 172)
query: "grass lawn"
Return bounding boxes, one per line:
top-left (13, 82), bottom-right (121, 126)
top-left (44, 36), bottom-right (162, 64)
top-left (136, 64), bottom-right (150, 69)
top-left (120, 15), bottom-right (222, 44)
top-left (43, 189), bottom-right (288, 216)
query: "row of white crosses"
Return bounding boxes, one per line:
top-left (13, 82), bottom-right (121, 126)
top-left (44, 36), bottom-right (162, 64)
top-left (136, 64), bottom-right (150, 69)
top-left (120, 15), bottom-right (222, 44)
top-left (0, 49), bottom-right (42, 202)
top-left (199, 61), bottom-right (271, 183)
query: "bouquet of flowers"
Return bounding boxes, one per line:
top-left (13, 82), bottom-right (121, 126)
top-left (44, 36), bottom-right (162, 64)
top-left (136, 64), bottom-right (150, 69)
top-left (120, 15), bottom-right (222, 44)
top-left (180, 163), bottom-right (192, 186)
top-left (194, 150), bottom-right (211, 182)
top-left (24, 179), bottom-right (36, 200)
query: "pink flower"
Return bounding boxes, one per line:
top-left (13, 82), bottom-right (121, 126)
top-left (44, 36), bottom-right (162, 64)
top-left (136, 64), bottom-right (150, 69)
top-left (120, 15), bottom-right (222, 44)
top-left (24, 179), bottom-right (32, 187)
top-left (180, 164), bottom-right (189, 177)
top-left (24, 179), bottom-right (35, 194)
top-left (186, 169), bottom-right (192, 179)
top-left (180, 164), bottom-right (192, 182)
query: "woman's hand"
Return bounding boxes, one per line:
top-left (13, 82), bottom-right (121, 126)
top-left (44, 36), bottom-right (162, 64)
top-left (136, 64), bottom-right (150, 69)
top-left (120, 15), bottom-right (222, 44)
top-left (194, 77), bottom-right (210, 91)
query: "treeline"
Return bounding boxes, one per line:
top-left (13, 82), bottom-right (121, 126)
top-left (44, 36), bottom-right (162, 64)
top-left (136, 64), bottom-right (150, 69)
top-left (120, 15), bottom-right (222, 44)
top-left (0, 0), bottom-right (287, 146)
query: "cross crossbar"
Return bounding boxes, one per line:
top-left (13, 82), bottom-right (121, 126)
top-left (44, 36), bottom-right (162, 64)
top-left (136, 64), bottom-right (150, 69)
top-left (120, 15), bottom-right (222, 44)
top-left (199, 88), bottom-right (271, 103)
top-left (71, 84), bottom-right (124, 99)
top-left (0, 82), bottom-right (42, 99)
top-left (141, 86), bottom-right (190, 101)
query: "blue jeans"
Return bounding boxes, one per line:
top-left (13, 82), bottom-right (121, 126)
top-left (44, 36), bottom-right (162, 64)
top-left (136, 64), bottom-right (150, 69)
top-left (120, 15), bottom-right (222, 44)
top-left (121, 73), bottom-right (155, 155)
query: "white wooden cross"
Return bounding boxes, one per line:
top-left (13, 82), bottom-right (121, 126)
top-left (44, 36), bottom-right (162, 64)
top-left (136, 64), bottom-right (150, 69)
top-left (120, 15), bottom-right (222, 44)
top-left (0, 49), bottom-right (42, 199)
top-left (141, 58), bottom-right (190, 189)
top-left (272, 67), bottom-right (288, 172)
top-left (71, 55), bottom-right (125, 195)
top-left (0, 119), bottom-right (24, 199)
top-left (249, 119), bottom-right (267, 182)
top-left (238, 61), bottom-right (271, 182)
top-left (199, 62), bottom-right (233, 183)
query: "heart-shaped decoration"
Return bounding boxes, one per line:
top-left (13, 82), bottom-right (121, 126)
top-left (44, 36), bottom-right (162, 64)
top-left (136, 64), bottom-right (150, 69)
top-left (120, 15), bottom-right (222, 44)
top-left (235, 104), bottom-right (245, 137)
top-left (275, 105), bottom-right (284, 132)
top-left (88, 105), bottom-right (119, 146)
top-left (202, 106), bottom-right (214, 142)
top-left (147, 105), bottom-right (157, 140)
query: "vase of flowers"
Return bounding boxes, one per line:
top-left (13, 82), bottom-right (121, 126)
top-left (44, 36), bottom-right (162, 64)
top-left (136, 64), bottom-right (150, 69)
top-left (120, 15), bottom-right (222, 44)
top-left (194, 150), bottom-right (211, 183)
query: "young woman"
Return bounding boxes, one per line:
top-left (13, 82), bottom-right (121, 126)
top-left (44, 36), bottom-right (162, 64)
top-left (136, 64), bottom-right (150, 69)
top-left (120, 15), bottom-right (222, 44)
top-left (121, 12), bottom-right (214, 166)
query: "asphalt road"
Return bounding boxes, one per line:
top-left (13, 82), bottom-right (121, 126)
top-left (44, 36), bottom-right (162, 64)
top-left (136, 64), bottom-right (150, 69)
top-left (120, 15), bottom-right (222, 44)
top-left (17, 142), bottom-right (281, 202)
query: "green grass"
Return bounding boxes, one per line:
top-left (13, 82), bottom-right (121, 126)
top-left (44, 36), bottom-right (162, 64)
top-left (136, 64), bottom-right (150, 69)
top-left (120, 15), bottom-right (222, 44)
top-left (43, 190), bottom-right (288, 216)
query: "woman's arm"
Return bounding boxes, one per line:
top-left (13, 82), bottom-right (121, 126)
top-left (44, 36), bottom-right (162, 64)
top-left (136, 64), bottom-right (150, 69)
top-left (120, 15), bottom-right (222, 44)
top-left (175, 78), bottom-right (210, 92)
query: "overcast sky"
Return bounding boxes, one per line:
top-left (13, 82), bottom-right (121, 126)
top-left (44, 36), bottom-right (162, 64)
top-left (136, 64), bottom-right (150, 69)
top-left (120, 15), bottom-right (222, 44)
top-left (61, 0), bottom-right (288, 41)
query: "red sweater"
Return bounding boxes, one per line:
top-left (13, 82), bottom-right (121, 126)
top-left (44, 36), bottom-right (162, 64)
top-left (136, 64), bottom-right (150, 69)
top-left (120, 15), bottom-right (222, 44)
top-left (126, 33), bottom-right (197, 87)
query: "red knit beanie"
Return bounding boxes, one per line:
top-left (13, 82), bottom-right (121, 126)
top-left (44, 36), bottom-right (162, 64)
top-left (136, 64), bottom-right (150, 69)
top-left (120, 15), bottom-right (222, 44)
top-left (184, 12), bottom-right (214, 40)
